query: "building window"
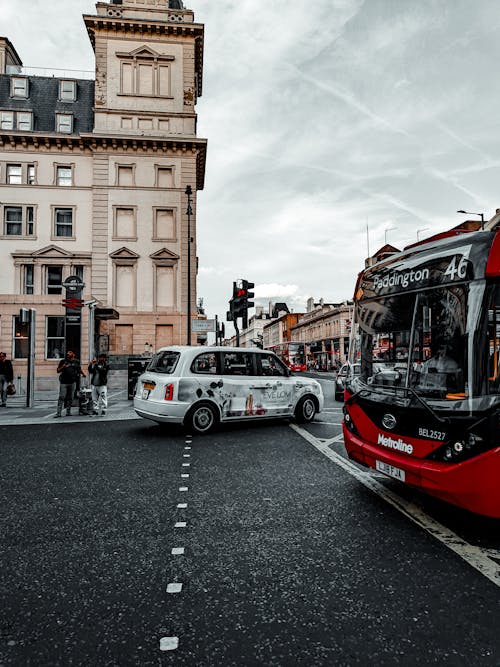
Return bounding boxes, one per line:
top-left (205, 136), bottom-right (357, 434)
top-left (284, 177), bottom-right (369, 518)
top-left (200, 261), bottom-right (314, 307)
top-left (0, 111), bottom-right (14, 129)
top-left (46, 266), bottom-right (63, 295)
top-left (26, 207), bottom-right (34, 235)
top-left (46, 316), bottom-right (65, 359)
top-left (4, 207), bottom-right (22, 235)
top-left (154, 208), bottom-right (175, 240)
top-left (6, 165), bottom-right (22, 184)
top-left (13, 316), bottom-right (29, 359)
top-left (56, 166), bottom-right (73, 186)
top-left (17, 112), bottom-right (33, 131)
top-left (27, 164), bottom-right (35, 185)
top-left (156, 166), bottom-right (174, 188)
top-left (23, 265), bottom-right (34, 295)
top-left (56, 113), bottom-right (73, 133)
top-left (11, 77), bottom-right (28, 98)
top-left (0, 110), bottom-right (32, 131)
top-left (114, 207), bottom-right (136, 239)
top-left (117, 165), bottom-right (134, 186)
top-left (3, 205), bottom-right (35, 236)
top-left (54, 208), bottom-right (73, 237)
top-left (118, 52), bottom-right (174, 97)
top-left (59, 80), bottom-right (76, 101)
top-left (72, 265), bottom-right (84, 282)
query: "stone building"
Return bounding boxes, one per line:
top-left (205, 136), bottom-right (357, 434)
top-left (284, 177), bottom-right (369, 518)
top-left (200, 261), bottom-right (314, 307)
top-left (0, 0), bottom-right (206, 389)
top-left (291, 298), bottom-right (354, 369)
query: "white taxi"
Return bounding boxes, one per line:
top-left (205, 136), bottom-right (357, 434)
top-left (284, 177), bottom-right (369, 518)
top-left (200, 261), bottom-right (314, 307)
top-left (134, 346), bottom-right (324, 434)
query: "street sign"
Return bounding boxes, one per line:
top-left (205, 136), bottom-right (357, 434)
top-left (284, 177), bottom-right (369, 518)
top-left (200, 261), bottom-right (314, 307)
top-left (62, 297), bottom-right (84, 309)
top-left (62, 275), bottom-right (85, 293)
top-left (192, 319), bottom-right (215, 332)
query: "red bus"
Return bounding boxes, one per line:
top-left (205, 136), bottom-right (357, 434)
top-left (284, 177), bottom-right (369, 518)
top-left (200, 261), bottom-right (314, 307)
top-left (268, 342), bottom-right (307, 372)
top-left (343, 225), bottom-right (500, 517)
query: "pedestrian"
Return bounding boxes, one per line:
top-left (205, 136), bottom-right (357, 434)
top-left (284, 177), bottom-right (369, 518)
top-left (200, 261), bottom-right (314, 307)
top-left (0, 351), bottom-right (14, 407)
top-left (55, 350), bottom-right (85, 417)
top-left (88, 353), bottom-right (110, 416)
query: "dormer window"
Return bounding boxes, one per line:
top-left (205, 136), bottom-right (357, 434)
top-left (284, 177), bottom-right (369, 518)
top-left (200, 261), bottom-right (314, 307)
top-left (56, 113), bottom-right (73, 134)
top-left (59, 80), bottom-right (76, 101)
top-left (118, 47), bottom-right (175, 98)
top-left (11, 77), bottom-right (28, 98)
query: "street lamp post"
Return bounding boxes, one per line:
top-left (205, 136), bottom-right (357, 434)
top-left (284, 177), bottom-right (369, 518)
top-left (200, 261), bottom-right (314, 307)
top-left (185, 185), bottom-right (193, 346)
top-left (457, 209), bottom-right (485, 230)
top-left (416, 227), bottom-right (429, 241)
top-left (385, 226), bottom-right (397, 244)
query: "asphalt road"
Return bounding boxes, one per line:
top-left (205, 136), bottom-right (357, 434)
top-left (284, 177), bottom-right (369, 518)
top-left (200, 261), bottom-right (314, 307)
top-left (1, 374), bottom-right (500, 665)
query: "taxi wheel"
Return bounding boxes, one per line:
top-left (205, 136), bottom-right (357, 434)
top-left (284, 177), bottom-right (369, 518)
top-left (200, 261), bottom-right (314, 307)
top-left (295, 395), bottom-right (317, 423)
top-left (186, 401), bottom-right (219, 435)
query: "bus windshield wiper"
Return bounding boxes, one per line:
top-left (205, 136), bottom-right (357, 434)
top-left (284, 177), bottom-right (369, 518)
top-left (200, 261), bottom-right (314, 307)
top-left (401, 385), bottom-right (450, 425)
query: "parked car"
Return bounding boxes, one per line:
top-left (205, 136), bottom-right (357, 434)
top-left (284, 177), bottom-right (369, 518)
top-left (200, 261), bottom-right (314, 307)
top-left (334, 362), bottom-right (360, 401)
top-left (134, 346), bottom-right (324, 434)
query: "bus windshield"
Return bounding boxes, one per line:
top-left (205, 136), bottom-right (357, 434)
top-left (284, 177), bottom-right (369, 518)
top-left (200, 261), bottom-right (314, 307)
top-left (355, 284), bottom-right (468, 399)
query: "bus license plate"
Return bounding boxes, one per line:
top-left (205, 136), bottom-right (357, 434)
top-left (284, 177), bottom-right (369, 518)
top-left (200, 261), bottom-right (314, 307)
top-left (376, 460), bottom-right (405, 482)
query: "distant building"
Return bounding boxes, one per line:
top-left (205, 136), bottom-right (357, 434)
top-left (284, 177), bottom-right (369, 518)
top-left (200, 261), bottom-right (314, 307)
top-left (291, 299), bottom-right (353, 369)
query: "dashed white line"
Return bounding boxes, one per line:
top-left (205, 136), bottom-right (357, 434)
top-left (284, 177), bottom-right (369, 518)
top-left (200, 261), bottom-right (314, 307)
top-left (182, 462), bottom-right (190, 467)
top-left (179, 486), bottom-right (188, 492)
top-left (167, 582), bottom-right (183, 594)
top-left (160, 637), bottom-right (179, 651)
top-left (174, 522), bottom-right (187, 528)
top-left (177, 503), bottom-right (187, 509)
top-left (291, 423), bottom-right (500, 589)
top-left (171, 547), bottom-right (185, 555)
top-left (181, 473), bottom-right (189, 478)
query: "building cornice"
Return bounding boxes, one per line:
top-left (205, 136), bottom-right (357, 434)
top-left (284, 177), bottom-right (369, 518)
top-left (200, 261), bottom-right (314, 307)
top-left (0, 131), bottom-right (207, 189)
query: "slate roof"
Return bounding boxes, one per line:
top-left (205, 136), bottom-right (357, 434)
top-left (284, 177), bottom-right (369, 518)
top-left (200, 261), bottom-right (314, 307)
top-left (0, 75), bottom-right (94, 134)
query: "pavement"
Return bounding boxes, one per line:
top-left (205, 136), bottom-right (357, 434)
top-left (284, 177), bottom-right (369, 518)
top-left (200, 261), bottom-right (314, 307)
top-left (0, 387), bottom-right (138, 426)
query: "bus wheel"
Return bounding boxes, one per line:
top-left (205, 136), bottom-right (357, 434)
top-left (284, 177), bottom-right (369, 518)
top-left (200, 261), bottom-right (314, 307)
top-left (185, 401), bottom-right (219, 435)
top-left (295, 395), bottom-right (317, 423)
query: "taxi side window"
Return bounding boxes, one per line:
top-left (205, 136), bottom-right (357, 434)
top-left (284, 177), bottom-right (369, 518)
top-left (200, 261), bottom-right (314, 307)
top-left (222, 352), bottom-right (254, 376)
top-left (191, 352), bottom-right (219, 374)
top-left (258, 353), bottom-right (287, 377)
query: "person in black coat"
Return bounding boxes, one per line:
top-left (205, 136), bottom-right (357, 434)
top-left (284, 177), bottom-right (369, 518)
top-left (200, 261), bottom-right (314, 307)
top-left (88, 353), bottom-right (110, 416)
top-left (0, 352), bottom-right (14, 407)
top-left (55, 350), bottom-right (86, 417)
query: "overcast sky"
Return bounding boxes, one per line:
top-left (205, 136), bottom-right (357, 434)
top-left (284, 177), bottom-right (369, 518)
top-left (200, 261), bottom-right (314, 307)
top-left (4, 0), bottom-right (500, 326)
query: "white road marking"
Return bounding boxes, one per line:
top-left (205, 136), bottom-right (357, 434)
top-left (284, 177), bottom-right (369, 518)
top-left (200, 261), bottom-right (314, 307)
top-left (182, 462), bottom-right (190, 467)
top-left (167, 583), bottom-right (183, 594)
top-left (177, 503), bottom-right (187, 509)
top-left (290, 423), bottom-right (500, 589)
top-left (181, 474), bottom-right (189, 478)
top-left (183, 453), bottom-right (191, 457)
top-left (160, 637), bottom-right (179, 651)
top-left (174, 522), bottom-right (187, 528)
top-left (172, 547), bottom-right (185, 555)
top-left (179, 487), bottom-right (188, 492)
top-left (313, 421), bottom-right (343, 426)
top-left (184, 446), bottom-right (192, 450)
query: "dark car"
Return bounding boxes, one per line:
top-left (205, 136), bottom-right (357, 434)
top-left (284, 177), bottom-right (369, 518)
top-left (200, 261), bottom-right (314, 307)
top-left (334, 362), bottom-right (360, 401)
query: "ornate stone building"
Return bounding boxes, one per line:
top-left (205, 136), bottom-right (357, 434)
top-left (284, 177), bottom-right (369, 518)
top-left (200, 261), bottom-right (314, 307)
top-left (0, 0), bottom-right (206, 388)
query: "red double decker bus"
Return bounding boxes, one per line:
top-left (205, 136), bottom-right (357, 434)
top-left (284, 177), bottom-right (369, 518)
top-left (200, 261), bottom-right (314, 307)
top-left (343, 223), bottom-right (500, 517)
top-left (268, 342), bottom-right (307, 372)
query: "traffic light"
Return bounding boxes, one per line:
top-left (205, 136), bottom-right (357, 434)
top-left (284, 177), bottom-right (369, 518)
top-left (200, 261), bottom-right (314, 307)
top-left (240, 279), bottom-right (255, 329)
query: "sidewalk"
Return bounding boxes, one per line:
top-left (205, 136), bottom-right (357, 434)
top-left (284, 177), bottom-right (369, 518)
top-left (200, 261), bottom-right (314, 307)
top-left (0, 388), bottom-right (138, 426)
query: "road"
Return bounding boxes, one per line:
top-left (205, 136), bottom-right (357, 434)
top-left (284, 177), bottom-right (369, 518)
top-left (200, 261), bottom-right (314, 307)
top-left (1, 374), bottom-right (500, 665)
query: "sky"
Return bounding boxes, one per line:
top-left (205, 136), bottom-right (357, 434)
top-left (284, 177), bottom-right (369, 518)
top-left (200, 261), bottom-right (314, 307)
top-left (4, 0), bottom-right (500, 327)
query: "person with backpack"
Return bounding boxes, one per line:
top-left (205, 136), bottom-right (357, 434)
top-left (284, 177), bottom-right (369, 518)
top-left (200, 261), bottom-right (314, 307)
top-left (88, 353), bottom-right (110, 416)
top-left (55, 350), bottom-right (85, 417)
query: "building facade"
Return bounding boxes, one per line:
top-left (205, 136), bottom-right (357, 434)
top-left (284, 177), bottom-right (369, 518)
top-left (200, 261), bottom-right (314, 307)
top-left (0, 0), bottom-right (206, 389)
top-left (291, 298), bottom-right (353, 369)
